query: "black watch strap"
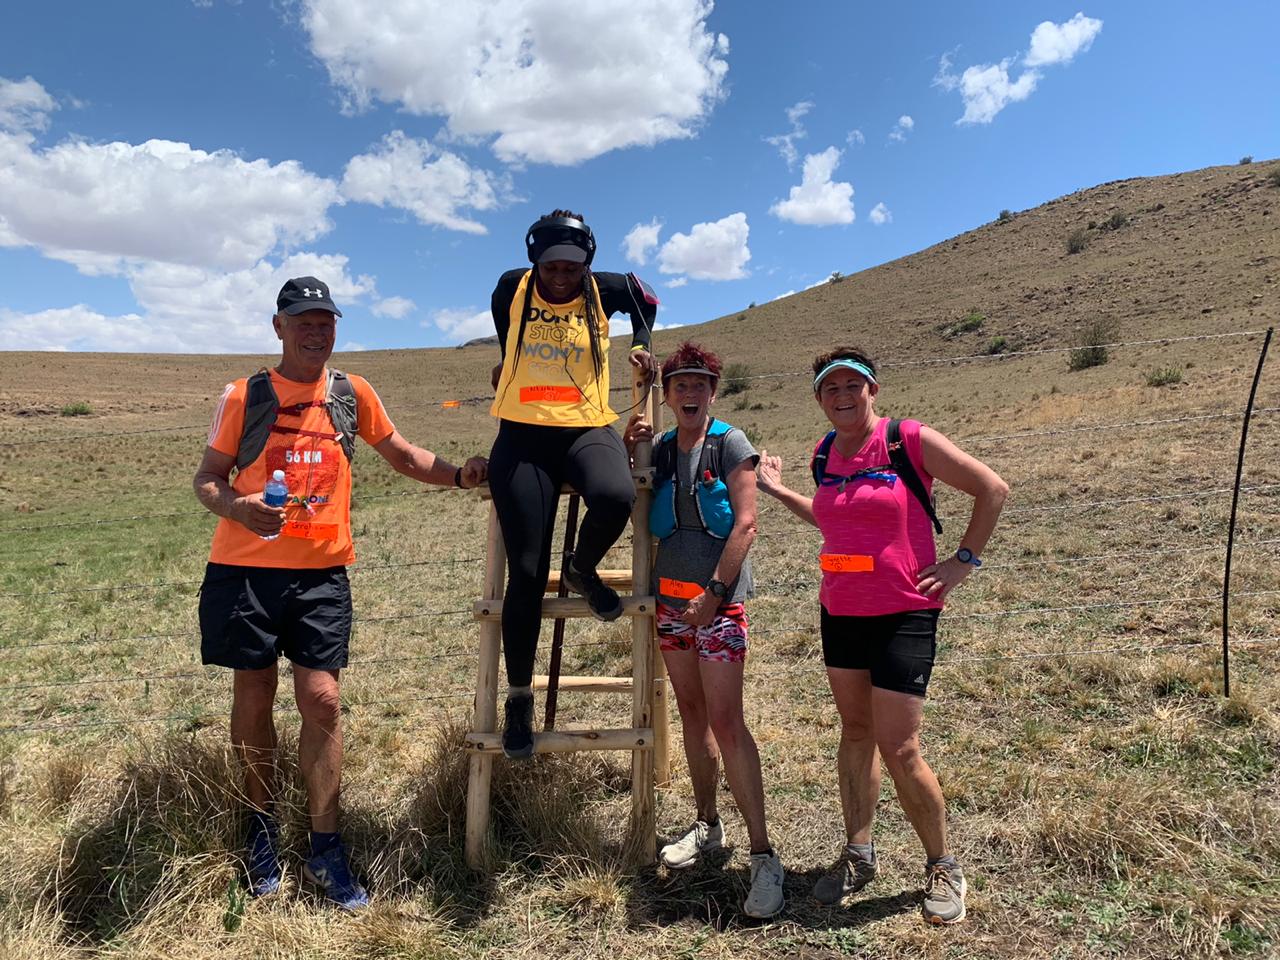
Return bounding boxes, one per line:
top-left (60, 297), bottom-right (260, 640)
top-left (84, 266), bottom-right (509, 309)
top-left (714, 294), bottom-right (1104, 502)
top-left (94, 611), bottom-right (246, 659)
top-left (708, 579), bottom-right (728, 598)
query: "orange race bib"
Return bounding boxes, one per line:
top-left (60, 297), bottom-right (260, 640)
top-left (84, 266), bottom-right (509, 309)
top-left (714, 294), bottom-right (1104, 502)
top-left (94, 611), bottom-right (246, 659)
top-left (281, 520), bottom-right (340, 542)
top-left (820, 554), bottom-right (875, 573)
top-left (659, 577), bottom-right (704, 600)
top-left (520, 385), bottom-right (582, 404)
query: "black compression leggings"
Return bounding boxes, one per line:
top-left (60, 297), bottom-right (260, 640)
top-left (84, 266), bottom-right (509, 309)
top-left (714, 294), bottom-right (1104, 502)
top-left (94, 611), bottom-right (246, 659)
top-left (488, 420), bottom-right (636, 687)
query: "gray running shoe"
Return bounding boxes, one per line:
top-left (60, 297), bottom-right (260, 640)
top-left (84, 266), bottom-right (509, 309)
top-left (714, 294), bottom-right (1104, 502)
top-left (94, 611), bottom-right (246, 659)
top-left (660, 818), bottom-right (725, 869)
top-left (921, 859), bottom-right (967, 925)
top-left (812, 843), bottom-right (877, 905)
top-left (743, 850), bottom-right (785, 919)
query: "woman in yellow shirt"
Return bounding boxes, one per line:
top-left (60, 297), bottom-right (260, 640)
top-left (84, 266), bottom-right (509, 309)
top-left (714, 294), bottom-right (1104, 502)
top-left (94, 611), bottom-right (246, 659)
top-left (488, 209), bottom-right (658, 759)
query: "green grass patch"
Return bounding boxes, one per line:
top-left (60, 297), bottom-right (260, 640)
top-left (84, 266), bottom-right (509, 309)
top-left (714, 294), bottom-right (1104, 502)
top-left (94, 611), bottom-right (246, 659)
top-left (60, 401), bottom-right (93, 417)
top-left (1145, 365), bottom-right (1184, 387)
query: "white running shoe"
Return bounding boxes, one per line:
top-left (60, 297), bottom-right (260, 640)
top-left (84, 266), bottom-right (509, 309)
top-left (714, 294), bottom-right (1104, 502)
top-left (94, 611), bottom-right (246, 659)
top-left (743, 849), bottom-right (785, 919)
top-left (659, 819), bottom-right (725, 870)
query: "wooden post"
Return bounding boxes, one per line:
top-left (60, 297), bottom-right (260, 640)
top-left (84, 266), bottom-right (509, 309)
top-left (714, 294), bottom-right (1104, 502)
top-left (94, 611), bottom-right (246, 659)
top-left (628, 371), bottom-right (657, 864)
top-left (464, 506), bottom-right (506, 870)
top-left (648, 380), bottom-right (671, 787)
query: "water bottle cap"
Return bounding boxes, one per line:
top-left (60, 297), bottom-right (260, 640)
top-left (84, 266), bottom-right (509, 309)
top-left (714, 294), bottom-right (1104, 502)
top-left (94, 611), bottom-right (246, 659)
top-left (272, 469), bottom-right (285, 481)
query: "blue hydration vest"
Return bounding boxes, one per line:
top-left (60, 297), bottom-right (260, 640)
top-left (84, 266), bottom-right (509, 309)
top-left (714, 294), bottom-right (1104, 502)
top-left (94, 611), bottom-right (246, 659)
top-left (649, 418), bottom-right (737, 540)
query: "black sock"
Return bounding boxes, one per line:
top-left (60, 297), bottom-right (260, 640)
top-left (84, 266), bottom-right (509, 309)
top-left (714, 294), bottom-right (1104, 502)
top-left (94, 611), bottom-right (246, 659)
top-left (310, 830), bottom-right (340, 857)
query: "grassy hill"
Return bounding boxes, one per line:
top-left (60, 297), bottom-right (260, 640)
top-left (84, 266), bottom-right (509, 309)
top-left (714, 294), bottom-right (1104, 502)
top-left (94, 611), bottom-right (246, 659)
top-left (0, 159), bottom-right (1277, 959)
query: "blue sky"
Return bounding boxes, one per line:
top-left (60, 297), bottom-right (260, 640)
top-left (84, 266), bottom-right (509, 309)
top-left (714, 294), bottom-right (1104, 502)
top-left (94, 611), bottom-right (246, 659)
top-left (1, 1), bottom-right (1276, 353)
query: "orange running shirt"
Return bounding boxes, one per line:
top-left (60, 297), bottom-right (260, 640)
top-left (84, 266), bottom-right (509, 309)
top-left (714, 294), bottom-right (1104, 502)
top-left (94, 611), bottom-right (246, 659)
top-left (205, 369), bottom-right (395, 569)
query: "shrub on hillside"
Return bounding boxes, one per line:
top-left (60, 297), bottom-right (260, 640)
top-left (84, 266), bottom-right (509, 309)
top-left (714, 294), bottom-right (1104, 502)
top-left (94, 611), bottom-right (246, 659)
top-left (1145, 365), bottom-right (1184, 387)
top-left (1065, 228), bottom-right (1090, 255)
top-left (1239, 155), bottom-right (1253, 165)
top-left (1100, 210), bottom-right (1128, 232)
top-left (720, 362), bottom-right (751, 395)
top-left (60, 401), bottom-right (92, 417)
top-left (997, 209), bottom-right (1014, 223)
top-left (984, 335), bottom-right (1009, 355)
top-left (1068, 317), bottom-right (1120, 371)
top-left (1267, 167), bottom-right (1280, 188)
top-left (939, 309), bottom-right (985, 338)
top-left (827, 271), bottom-right (845, 284)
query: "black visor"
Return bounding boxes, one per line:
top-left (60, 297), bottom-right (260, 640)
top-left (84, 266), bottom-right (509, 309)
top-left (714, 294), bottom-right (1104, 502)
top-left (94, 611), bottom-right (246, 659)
top-left (526, 217), bottom-right (596, 266)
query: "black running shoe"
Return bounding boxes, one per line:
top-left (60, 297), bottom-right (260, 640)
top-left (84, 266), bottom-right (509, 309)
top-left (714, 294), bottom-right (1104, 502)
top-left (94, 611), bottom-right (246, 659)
top-left (502, 692), bottom-right (535, 760)
top-left (561, 559), bottom-right (623, 621)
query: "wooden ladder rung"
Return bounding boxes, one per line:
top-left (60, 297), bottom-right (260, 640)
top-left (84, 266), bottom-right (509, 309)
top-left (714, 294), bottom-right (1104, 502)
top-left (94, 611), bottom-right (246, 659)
top-left (473, 596), bottom-right (655, 620)
top-left (545, 569), bottom-right (632, 592)
top-left (532, 675), bottom-right (667, 694)
top-left (476, 468), bottom-right (654, 500)
top-left (465, 728), bottom-right (654, 754)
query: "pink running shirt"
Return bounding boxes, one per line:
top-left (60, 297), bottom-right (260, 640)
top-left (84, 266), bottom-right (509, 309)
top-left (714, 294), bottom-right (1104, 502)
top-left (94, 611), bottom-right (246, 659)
top-left (810, 417), bottom-right (943, 616)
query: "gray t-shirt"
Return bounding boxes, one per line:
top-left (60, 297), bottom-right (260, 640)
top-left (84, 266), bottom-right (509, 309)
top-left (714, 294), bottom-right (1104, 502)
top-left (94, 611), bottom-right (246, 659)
top-left (652, 427), bottom-right (758, 609)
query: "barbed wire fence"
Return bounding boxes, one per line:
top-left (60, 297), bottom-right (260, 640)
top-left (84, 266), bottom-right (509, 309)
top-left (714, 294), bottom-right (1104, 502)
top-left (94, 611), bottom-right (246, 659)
top-left (0, 326), bottom-right (1275, 736)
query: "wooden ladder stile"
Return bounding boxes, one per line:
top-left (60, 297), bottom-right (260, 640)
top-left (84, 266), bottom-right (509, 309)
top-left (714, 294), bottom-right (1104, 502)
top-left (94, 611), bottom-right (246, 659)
top-left (464, 374), bottom-right (670, 871)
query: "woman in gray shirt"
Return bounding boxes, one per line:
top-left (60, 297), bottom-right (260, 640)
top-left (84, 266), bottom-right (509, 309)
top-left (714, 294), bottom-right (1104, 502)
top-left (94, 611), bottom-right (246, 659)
top-left (624, 341), bottom-right (783, 919)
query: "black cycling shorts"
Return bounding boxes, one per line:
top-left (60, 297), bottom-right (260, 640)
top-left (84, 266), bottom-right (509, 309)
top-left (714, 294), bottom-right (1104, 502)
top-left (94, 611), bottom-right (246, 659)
top-left (198, 562), bottom-right (352, 671)
top-left (819, 605), bottom-right (941, 697)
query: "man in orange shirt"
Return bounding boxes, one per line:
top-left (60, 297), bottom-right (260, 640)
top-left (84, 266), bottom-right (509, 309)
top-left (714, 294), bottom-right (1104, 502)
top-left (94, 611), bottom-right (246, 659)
top-left (194, 277), bottom-right (487, 909)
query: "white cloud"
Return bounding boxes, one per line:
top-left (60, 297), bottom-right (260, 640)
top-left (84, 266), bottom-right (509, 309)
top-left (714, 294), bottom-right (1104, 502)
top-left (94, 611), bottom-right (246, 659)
top-left (935, 14), bottom-right (1100, 124)
top-left (888, 115), bottom-right (914, 142)
top-left (0, 129), bottom-right (339, 273)
top-left (372, 295), bottom-right (415, 319)
top-left (657, 212), bottom-right (750, 281)
top-left (869, 202), bottom-right (891, 225)
top-left (935, 55), bottom-right (1039, 125)
top-left (765, 99), bottom-right (813, 167)
top-left (771, 289), bottom-right (796, 301)
top-left (623, 219), bottom-right (663, 266)
top-left (664, 277), bottom-right (689, 289)
top-left (301, 0), bottom-right (729, 166)
top-left (428, 307), bottom-right (493, 343)
top-left (769, 147), bottom-right (854, 226)
top-left (1024, 12), bottom-right (1103, 67)
top-left (341, 131), bottom-right (502, 234)
top-left (652, 320), bottom-right (685, 330)
top-left (846, 129), bottom-right (864, 146)
top-left (0, 76), bottom-right (57, 132)
top-left (338, 341), bottom-right (368, 352)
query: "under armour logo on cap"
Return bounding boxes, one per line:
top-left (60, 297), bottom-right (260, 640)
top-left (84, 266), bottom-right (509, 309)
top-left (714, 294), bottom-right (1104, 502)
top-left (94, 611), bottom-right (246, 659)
top-left (277, 276), bottom-right (344, 317)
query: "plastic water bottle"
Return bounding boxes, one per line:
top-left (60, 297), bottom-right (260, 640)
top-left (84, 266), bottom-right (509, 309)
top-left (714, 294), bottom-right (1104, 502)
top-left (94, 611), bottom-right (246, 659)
top-left (261, 469), bottom-right (288, 541)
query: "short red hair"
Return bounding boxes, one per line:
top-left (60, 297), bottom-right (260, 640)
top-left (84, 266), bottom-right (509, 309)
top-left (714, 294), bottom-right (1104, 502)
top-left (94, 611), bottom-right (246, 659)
top-left (660, 341), bottom-right (722, 391)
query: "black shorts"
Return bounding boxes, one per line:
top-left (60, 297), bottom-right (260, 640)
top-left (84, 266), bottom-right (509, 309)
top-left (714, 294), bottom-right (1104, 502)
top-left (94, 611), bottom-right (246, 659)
top-left (198, 562), bottom-right (352, 671)
top-left (819, 605), bottom-right (941, 697)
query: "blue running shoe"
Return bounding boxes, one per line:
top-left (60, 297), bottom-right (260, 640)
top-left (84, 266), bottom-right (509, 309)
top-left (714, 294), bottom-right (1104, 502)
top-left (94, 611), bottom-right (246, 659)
top-left (303, 841), bottom-right (369, 910)
top-left (245, 820), bottom-right (281, 897)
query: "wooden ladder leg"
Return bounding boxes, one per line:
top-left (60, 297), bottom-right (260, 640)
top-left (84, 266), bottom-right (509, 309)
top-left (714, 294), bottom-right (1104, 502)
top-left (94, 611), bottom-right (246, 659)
top-left (628, 375), bottom-right (657, 865)
top-left (465, 505), bottom-right (506, 870)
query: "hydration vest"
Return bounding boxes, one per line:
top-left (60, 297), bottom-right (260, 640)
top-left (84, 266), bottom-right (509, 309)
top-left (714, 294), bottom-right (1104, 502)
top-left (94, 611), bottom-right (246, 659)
top-left (810, 418), bottom-right (943, 535)
top-left (649, 418), bottom-right (737, 540)
top-left (236, 368), bottom-right (358, 471)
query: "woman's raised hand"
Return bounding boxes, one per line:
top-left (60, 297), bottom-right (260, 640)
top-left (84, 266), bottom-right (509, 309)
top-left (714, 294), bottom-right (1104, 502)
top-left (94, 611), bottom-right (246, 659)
top-left (756, 449), bottom-right (785, 493)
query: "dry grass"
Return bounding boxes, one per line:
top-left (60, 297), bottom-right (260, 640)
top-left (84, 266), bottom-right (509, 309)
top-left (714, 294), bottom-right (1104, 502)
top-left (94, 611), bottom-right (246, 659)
top-left (0, 159), bottom-right (1277, 957)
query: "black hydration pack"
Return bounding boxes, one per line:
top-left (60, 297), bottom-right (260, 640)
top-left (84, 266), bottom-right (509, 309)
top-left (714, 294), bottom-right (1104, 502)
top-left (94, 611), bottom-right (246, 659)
top-left (236, 368), bottom-right (358, 471)
top-left (810, 418), bottom-right (943, 535)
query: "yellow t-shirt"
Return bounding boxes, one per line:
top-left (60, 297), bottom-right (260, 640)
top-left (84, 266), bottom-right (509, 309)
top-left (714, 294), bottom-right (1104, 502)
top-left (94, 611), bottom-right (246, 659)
top-left (489, 271), bottom-right (617, 426)
top-left (205, 369), bottom-right (396, 569)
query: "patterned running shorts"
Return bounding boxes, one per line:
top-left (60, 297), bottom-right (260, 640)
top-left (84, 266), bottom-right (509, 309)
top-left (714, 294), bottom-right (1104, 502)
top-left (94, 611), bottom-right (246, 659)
top-left (656, 601), bottom-right (749, 663)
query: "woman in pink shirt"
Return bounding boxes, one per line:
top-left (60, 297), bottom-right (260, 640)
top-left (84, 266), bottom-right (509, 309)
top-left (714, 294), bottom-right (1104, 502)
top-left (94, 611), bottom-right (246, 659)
top-left (756, 346), bottom-right (1008, 926)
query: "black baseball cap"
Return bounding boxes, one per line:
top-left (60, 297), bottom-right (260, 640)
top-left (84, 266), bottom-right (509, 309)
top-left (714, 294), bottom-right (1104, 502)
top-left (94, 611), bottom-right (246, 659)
top-left (276, 276), bottom-right (343, 317)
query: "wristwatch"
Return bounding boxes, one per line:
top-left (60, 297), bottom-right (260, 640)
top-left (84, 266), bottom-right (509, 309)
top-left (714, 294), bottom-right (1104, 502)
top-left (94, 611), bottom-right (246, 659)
top-left (956, 548), bottom-right (982, 567)
top-left (707, 579), bottom-right (728, 599)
